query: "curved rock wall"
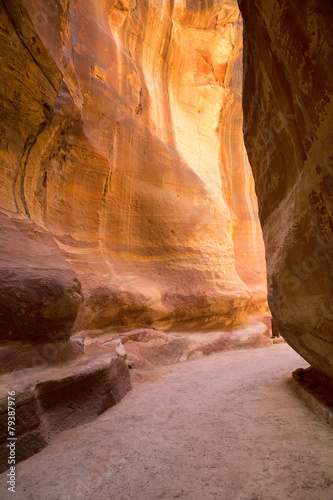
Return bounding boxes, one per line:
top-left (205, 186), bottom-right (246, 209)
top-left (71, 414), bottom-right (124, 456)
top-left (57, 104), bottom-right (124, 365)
top-left (240, 1), bottom-right (333, 377)
top-left (0, 0), bottom-right (267, 341)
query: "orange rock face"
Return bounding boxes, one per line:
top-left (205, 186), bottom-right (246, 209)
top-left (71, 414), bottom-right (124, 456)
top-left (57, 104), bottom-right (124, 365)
top-left (0, 0), bottom-right (267, 340)
top-left (0, 0), bottom-right (272, 470)
top-left (240, 1), bottom-right (333, 377)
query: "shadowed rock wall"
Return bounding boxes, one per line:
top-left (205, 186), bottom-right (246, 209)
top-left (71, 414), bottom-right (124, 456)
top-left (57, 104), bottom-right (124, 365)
top-left (240, 0), bottom-right (333, 377)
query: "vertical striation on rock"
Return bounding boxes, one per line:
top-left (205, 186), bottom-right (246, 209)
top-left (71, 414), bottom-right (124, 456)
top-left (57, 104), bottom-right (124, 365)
top-left (0, 0), bottom-right (271, 467)
top-left (0, 0), bottom-right (267, 338)
top-left (240, 0), bottom-right (333, 377)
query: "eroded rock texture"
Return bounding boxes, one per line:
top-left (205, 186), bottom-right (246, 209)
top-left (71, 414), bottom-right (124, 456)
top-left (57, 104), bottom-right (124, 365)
top-left (0, 0), bottom-right (267, 341)
top-left (240, 1), bottom-right (333, 377)
top-left (0, 0), bottom-right (271, 468)
top-left (0, 350), bottom-right (131, 472)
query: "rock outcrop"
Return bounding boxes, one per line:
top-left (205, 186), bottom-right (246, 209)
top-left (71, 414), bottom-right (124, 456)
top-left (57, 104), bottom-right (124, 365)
top-left (0, 349), bottom-right (131, 472)
top-left (240, 1), bottom-right (333, 377)
top-left (0, 213), bottom-right (82, 343)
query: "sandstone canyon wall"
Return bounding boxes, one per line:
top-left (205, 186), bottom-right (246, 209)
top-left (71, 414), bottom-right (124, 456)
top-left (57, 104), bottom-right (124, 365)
top-left (240, 1), bottom-right (333, 377)
top-left (0, 0), bottom-right (267, 342)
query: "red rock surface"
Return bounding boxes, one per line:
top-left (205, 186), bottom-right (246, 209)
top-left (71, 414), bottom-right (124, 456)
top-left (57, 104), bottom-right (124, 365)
top-left (0, 351), bottom-right (131, 472)
top-left (82, 321), bottom-right (272, 371)
top-left (0, 213), bottom-right (82, 343)
top-left (0, 0), bottom-right (267, 342)
top-left (240, 1), bottom-right (333, 378)
top-left (0, 0), bottom-right (270, 469)
top-left (292, 367), bottom-right (333, 429)
top-left (3, 0), bottom-right (332, 469)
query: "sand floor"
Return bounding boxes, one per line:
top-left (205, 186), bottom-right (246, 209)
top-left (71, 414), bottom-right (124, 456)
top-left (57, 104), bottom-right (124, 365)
top-left (1, 343), bottom-right (333, 500)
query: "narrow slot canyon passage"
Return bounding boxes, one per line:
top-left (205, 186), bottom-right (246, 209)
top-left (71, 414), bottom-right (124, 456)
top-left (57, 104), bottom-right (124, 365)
top-left (0, 0), bottom-right (333, 498)
top-left (2, 344), bottom-right (333, 500)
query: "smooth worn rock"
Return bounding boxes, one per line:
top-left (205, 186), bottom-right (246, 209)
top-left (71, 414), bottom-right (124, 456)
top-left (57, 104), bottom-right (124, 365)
top-left (0, 0), bottom-right (267, 336)
top-left (240, 0), bottom-right (333, 377)
top-left (0, 213), bottom-right (82, 343)
top-left (0, 351), bottom-right (131, 472)
top-left (0, 0), bottom-right (272, 471)
top-left (91, 321), bottom-right (272, 370)
top-left (0, 339), bottom-right (84, 375)
top-left (292, 367), bottom-right (333, 429)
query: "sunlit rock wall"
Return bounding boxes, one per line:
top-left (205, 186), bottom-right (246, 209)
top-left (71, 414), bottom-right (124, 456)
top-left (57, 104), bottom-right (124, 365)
top-left (240, 0), bottom-right (333, 377)
top-left (0, 0), bottom-right (267, 341)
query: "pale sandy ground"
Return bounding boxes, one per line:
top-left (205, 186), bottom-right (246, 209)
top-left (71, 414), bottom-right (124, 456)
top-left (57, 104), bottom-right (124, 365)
top-left (1, 344), bottom-right (333, 500)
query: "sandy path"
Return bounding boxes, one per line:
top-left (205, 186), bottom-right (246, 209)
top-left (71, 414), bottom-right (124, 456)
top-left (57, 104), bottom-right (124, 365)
top-left (1, 344), bottom-right (333, 500)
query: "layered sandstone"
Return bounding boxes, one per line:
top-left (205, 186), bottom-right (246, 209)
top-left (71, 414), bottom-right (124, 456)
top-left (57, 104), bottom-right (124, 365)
top-left (0, 349), bottom-right (131, 472)
top-left (0, 0), bottom-right (267, 344)
top-left (240, 1), bottom-right (333, 377)
top-left (0, 0), bottom-right (274, 469)
top-left (0, 0), bottom-right (270, 468)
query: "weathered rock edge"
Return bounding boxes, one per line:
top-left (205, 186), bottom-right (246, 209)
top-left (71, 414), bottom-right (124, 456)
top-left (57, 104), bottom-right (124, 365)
top-left (292, 367), bottom-right (333, 429)
top-left (0, 353), bottom-right (131, 472)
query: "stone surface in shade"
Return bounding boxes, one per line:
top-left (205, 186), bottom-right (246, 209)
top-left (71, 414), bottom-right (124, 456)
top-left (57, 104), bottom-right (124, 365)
top-left (0, 0), bottom-right (267, 343)
top-left (292, 367), bottom-right (333, 429)
top-left (0, 214), bottom-right (82, 343)
top-left (0, 351), bottom-right (131, 473)
top-left (240, 0), bottom-right (333, 378)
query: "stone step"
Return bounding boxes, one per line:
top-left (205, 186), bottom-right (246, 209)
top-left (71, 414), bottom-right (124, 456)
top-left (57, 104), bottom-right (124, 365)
top-left (0, 351), bottom-right (131, 472)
